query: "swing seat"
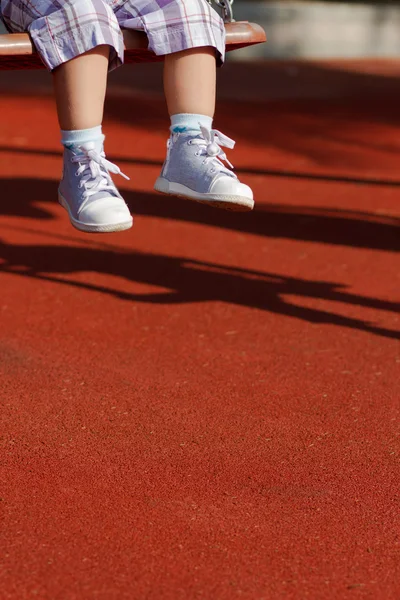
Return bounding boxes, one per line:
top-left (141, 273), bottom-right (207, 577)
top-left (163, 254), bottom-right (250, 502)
top-left (0, 22), bottom-right (266, 70)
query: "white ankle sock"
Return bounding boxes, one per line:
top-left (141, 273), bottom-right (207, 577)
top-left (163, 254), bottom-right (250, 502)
top-left (170, 113), bottom-right (213, 135)
top-left (61, 125), bottom-right (104, 151)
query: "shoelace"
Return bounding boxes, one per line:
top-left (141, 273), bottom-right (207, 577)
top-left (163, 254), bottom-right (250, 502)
top-left (187, 125), bottom-right (236, 175)
top-left (71, 148), bottom-right (129, 200)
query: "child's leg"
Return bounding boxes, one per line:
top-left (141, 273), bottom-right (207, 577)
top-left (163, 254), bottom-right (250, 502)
top-left (163, 48), bottom-right (216, 118)
top-left (115, 0), bottom-right (253, 211)
top-left (2, 0), bottom-right (131, 232)
top-left (53, 47), bottom-right (132, 233)
top-left (115, 0), bottom-right (252, 210)
top-left (156, 46), bottom-right (254, 212)
top-left (53, 46), bottom-right (109, 131)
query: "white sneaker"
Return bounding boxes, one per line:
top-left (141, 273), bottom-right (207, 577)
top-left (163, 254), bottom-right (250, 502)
top-left (58, 142), bottom-right (133, 233)
top-left (154, 126), bottom-right (254, 212)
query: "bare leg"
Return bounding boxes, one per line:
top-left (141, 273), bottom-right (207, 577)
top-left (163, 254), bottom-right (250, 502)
top-left (157, 47), bottom-right (254, 212)
top-left (54, 45), bottom-right (133, 233)
top-left (163, 47), bottom-right (216, 117)
top-left (52, 45), bottom-right (109, 130)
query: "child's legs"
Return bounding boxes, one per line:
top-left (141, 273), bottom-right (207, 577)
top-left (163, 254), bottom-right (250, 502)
top-left (53, 41), bottom-right (217, 131)
top-left (164, 47), bottom-right (216, 118)
top-left (53, 46), bottom-right (110, 131)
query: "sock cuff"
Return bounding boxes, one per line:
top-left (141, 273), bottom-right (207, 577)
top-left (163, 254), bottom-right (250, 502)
top-left (61, 125), bottom-right (104, 147)
top-left (170, 113), bottom-right (213, 134)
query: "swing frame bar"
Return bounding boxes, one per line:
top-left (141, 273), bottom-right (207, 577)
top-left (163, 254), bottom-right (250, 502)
top-left (0, 21), bottom-right (266, 70)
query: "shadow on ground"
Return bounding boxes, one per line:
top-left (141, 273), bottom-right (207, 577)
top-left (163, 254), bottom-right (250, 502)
top-left (1, 177), bottom-right (399, 252)
top-left (0, 177), bottom-right (399, 340)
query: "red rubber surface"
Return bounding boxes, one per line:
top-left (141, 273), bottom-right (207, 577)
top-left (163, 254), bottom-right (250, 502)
top-left (0, 60), bottom-right (399, 599)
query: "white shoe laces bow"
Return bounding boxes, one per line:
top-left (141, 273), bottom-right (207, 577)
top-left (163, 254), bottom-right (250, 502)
top-left (190, 125), bottom-right (236, 172)
top-left (72, 147), bottom-right (129, 200)
top-left (170, 125), bottom-right (237, 174)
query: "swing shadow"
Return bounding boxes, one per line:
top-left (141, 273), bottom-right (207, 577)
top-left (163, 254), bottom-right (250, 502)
top-left (0, 177), bottom-right (399, 253)
top-left (0, 234), bottom-right (399, 341)
top-left (0, 177), bottom-right (399, 341)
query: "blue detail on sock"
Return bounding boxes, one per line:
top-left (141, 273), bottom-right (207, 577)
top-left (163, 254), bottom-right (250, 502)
top-left (172, 126), bottom-right (190, 133)
top-left (170, 114), bottom-right (213, 136)
top-left (61, 125), bottom-right (103, 148)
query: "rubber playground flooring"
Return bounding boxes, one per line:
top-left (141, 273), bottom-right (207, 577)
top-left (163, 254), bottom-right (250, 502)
top-left (0, 60), bottom-right (399, 599)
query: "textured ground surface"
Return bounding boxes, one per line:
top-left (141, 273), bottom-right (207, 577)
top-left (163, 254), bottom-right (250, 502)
top-left (0, 60), bottom-right (399, 599)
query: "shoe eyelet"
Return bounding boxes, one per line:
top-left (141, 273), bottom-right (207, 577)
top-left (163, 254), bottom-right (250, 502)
top-left (195, 152), bottom-right (199, 157)
top-left (187, 140), bottom-right (192, 145)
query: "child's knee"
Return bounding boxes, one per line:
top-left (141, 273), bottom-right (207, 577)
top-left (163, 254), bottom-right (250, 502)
top-left (125, 0), bottom-right (226, 63)
top-left (169, 0), bottom-right (225, 36)
top-left (27, 0), bottom-right (124, 71)
top-left (169, 0), bottom-right (226, 63)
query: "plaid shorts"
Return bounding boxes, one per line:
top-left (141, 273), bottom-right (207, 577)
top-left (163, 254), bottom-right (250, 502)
top-left (1, 0), bottom-right (225, 70)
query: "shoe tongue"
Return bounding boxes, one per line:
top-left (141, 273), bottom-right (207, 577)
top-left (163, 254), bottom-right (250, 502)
top-left (76, 142), bottom-right (120, 201)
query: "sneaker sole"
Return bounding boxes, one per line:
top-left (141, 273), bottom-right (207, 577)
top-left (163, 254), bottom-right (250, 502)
top-left (154, 178), bottom-right (254, 212)
top-left (58, 192), bottom-right (133, 234)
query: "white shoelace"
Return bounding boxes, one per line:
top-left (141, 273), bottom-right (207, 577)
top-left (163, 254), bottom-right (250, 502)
top-left (72, 148), bottom-right (129, 200)
top-left (187, 126), bottom-right (237, 175)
